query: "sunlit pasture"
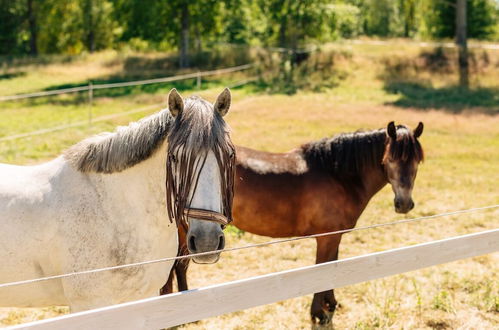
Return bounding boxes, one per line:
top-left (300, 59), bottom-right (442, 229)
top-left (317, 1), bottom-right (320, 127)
top-left (0, 44), bottom-right (498, 329)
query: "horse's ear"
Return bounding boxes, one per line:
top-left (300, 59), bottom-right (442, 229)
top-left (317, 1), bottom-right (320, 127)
top-left (168, 88), bottom-right (184, 118)
top-left (214, 88), bottom-right (231, 117)
top-left (414, 122), bottom-right (424, 138)
top-left (387, 121), bottom-right (397, 139)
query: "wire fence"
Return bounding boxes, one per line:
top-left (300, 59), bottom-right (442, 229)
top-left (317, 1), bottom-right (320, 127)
top-left (0, 76), bottom-right (258, 143)
top-left (0, 64), bottom-right (254, 102)
top-left (0, 104), bottom-right (162, 142)
top-left (0, 204), bottom-right (497, 290)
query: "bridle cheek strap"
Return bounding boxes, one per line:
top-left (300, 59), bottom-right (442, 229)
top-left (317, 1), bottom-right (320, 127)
top-left (183, 208), bottom-right (230, 227)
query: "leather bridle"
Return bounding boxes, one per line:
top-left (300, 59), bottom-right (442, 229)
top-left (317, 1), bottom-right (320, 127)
top-left (182, 208), bottom-right (230, 227)
top-left (165, 139), bottom-right (235, 231)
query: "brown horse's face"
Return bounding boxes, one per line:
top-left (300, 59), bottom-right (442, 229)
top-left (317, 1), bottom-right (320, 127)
top-left (384, 157), bottom-right (419, 213)
top-left (383, 121), bottom-right (424, 214)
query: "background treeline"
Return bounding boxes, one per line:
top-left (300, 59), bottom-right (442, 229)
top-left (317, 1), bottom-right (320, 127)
top-left (1, 0), bottom-right (498, 58)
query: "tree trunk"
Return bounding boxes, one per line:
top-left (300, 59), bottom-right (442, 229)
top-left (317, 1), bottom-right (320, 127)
top-left (27, 0), bottom-right (37, 55)
top-left (456, 0), bottom-right (468, 88)
top-left (179, 1), bottom-right (190, 68)
top-left (278, 17), bottom-right (287, 48)
top-left (86, 0), bottom-right (95, 52)
top-left (278, 0), bottom-right (288, 48)
top-left (194, 24), bottom-right (202, 54)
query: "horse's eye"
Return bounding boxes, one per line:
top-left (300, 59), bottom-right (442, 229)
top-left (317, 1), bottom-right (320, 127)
top-left (169, 154), bottom-right (177, 163)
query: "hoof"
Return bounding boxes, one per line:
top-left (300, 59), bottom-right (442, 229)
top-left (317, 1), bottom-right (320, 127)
top-left (311, 310), bottom-right (333, 327)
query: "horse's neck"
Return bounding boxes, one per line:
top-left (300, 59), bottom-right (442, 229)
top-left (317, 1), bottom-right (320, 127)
top-left (95, 141), bottom-right (169, 224)
top-left (355, 164), bottom-right (388, 204)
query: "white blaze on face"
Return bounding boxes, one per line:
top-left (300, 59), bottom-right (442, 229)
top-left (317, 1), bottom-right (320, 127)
top-left (189, 150), bottom-right (222, 214)
top-left (187, 150), bottom-right (225, 263)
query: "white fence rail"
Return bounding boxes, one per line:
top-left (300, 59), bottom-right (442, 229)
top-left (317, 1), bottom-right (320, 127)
top-left (0, 64), bottom-right (253, 102)
top-left (11, 228), bottom-right (499, 330)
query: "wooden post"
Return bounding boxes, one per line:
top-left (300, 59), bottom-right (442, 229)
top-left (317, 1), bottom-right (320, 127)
top-left (88, 82), bottom-right (93, 125)
top-left (196, 72), bottom-right (201, 89)
top-left (456, 0), bottom-right (469, 88)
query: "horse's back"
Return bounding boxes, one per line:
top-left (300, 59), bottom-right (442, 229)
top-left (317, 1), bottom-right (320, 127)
top-left (233, 146), bottom-right (360, 237)
top-left (0, 159), bottom-right (65, 226)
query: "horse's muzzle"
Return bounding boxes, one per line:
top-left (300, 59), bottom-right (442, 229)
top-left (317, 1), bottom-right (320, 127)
top-left (394, 198), bottom-right (414, 213)
top-left (186, 220), bottom-right (225, 264)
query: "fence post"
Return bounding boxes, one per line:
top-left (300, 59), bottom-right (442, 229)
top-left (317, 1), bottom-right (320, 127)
top-left (196, 72), bottom-right (201, 89)
top-left (88, 82), bottom-right (93, 125)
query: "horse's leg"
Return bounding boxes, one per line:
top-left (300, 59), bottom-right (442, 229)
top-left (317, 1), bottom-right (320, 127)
top-left (160, 263), bottom-right (176, 295)
top-left (174, 226), bottom-right (190, 292)
top-left (175, 258), bottom-right (190, 291)
top-left (160, 243), bottom-right (190, 294)
top-left (310, 235), bottom-right (341, 325)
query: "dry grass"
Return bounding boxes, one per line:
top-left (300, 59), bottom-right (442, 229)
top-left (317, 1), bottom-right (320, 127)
top-left (0, 44), bottom-right (498, 329)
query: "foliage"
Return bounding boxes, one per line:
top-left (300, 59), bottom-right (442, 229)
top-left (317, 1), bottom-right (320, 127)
top-left (0, 0), bottom-right (497, 57)
top-left (328, 4), bottom-right (362, 39)
top-left (420, 0), bottom-right (499, 40)
top-left (0, 0), bottom-right (26, 55)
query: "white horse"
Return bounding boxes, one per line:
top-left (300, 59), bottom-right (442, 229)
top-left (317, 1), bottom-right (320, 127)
top-left (0, 88), bottom-right (235, 311)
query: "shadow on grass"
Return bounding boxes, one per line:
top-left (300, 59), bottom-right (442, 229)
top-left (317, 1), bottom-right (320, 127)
top-left (0, 53), bottom-right (82, 69)
top-left (384, 81), bottom-right (499, 115)
top-left (381, 47), bottom-right (498, 115)
top-left (0, 72), bottom-right (26, 80)
top-left (248, 48), bottom-right (349, 95)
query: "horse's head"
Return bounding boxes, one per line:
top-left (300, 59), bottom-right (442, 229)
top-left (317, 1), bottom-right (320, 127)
top-left (166, 88), bottom-right (235, 264)
top-left (383, 121), bottom-right (424, 214)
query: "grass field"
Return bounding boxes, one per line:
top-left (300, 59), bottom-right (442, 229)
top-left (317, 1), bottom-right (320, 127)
top-left (0, 42), bottom-right (498, 329)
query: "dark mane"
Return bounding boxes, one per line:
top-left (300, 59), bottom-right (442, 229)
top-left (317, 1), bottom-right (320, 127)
top-left (301, 125), bottom-right (423, 176)
top-left (302, 129), bottom-right (386, 176)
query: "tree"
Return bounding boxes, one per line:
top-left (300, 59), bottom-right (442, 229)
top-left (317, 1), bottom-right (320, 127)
top-left (0, 0), bottom-right (24, 55)
top-left (27, 0), bottom-right (37, 55)
top-left (422, 0), bottom-right (498, 40)
top-left (179, 0), bottom-right (189, 67)
top-left (456, 0), bottom-right (468, 88)
top-left (400, 0), bottom-right (418, 37)
top-left (36, 0), bottom-right (84, 54)
top-left (82, 0), bottom-right (95, 52)
top-left (81, 0), bottom-right (116, 52)
top-left (259, 0), bottom-right (330, 48)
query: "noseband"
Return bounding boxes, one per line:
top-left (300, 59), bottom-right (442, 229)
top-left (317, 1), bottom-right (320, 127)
top-left (183, 208), bottom-right (230, 227)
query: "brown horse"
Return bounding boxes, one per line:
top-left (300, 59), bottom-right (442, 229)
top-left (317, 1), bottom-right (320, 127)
top-left (161, 121), bottom-right (424, 325)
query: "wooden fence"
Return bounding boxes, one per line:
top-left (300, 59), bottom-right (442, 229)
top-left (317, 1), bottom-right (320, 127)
top-left (10, 228), bottom-right (498, 330)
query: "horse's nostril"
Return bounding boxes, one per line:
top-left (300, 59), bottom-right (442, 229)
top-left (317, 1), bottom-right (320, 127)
top-left (217, 235), bottom-right (225, 250)
top-left (410, 201), bottom-right (415, 210)
top-left (394, 199), bottom-right (401, 209)
top-left (189, 235), bottom-right (197, 252)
